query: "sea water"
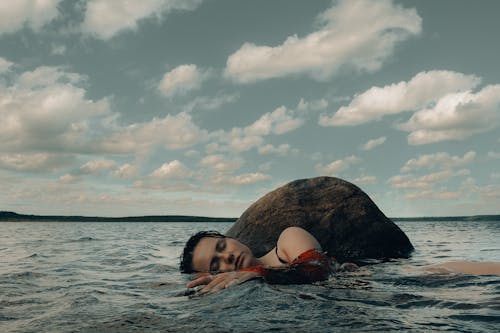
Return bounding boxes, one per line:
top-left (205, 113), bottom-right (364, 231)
top-left (0, 220), bottom-right (499, 332)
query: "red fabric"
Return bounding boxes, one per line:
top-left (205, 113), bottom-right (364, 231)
top-left (238, 249), bottom-right (331, 283)
top-left (239, 265), bottom-right (268, 278)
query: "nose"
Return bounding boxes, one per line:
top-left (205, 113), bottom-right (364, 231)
top-left (221, 252), bottom-right (234, 264)
top-left (219, 252), bottom-right (235, 271)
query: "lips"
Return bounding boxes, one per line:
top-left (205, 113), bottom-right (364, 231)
top-left (235, 253), bottom-right (243, 269)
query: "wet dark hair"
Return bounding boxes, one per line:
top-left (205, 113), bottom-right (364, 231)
top-left (179, 230), bottom-right (226, 273)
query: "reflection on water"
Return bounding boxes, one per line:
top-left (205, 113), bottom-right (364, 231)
top-left (0, 221), bottom-right (499, 332)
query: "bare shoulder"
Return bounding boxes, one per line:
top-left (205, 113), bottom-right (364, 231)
top-left (276, 227), bottom-right (321, 262)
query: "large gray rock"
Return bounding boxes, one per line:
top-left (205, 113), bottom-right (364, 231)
top-left (226, 177), bottom-right (413, 262)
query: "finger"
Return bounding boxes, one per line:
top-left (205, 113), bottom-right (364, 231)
top-left (202, 279), bottom-right (227, 294)
top-left (202, 274), bottom-right (241, 294)
top-left (187, 275), bottom-right (213, 288)
top-left (193, 272), bottom-right (211, 279)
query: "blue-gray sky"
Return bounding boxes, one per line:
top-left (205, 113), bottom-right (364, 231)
top-left (1, 0), bottom-right (499, 217)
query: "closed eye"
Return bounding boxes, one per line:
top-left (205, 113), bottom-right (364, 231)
top-left (216, 238), bottom-right (226, 252)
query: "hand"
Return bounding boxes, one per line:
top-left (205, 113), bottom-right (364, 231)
top-left (187, 271), bottom-right (261, 294)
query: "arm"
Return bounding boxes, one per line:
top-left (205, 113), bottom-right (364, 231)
top-left (275, 226), bottom-right (322, 263)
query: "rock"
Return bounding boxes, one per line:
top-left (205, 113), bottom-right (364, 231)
top-left (226, 177), bottom-right (413, 261)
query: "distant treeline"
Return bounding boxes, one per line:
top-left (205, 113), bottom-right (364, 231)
top-left (391, 215), bottom-right (500, 222)
top-left (1, 211), bottom-right (499, 222)
top-left (0, 211), bottom-right (237, 222)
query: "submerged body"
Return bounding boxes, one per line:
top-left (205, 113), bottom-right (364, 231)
top-left (184, 227), bottom-right (333, 293)
top-left (181, 226), bottom-right (500, 294)
top-left (418, 261), bottom-right (500, 275)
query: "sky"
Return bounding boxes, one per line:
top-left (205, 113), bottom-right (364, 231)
top-left (0, 0), bottom-right (499, 218)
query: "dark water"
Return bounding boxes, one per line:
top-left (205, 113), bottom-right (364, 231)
top-left (1, 221), bottom-right (499, 332)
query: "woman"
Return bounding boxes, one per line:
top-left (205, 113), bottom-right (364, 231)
top-left (180, 227), bottom-right (500, 295)
top-left (180, 227), bottom-right (352, 294)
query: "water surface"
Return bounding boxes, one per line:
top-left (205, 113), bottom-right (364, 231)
top-left (1, 220), bottom-right (499, 332)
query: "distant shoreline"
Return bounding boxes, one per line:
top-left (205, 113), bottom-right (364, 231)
top-left (0, 211), bottom-right (499, 222)
top-left (0, 211), bottom-right (236, 222)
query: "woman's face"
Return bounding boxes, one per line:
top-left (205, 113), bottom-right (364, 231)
top-left (191, 236), bottom-right (255, 273)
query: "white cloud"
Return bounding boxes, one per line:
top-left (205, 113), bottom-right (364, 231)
top-left (352, 175), bottom-right (377, 184)
top-left (182, 93), bottom-right (239, 113)
top-left (149, 160), bottom-right (192, 179)
top-left (80, 159), bottom-right (117, 174)
top-left (59, 173), bottom-right (80, 184)
top-left (113, 163), bottom-right (138, 179)
top-left (0, 57), bottom-right (13, 74)
top-left (401, 151), bottom-right (476, 172)
top-left (158, 64), bottom-right (208, 97)
top-left (388, 169), bottom-right (470, 190)
top-left (398, 85), bottom-right (500, 145)
top-left (245, 106), bottom-right (303, 136)
top-left (81, 0), bottom-right (203, 39)
top-left (297, 98), bottom-right (328, 112)
top-left (0, 153), bottom-right (72, 172)
top-left (209, 106), bottom-right (304, 154)
top-left (1, 64), bottom-right (209, 158)
top-left (199, 154), bottom-right (242, 173)
top-left (361, 136), bottom-right (386, 151)
top-left (258, 144), bottom-right (297, 156)
top-left (211, 172), bottom-right (271, 186)
top-left (405, 190), bottom-right (461, 200)
top-left (0, 66), bottom-right (110, 153)
top-left (0, 0), bottom-right (61, 34)
top-left (100, 112), bottom-right (208, 152)
top-left (320, 71), bottom-right (480, 126)
top-left (388, 169), bottom-right (470, 198)
top-left (224, 0), bottom-right (421, 83)
top-left (316, 155), bottom-right (361, 175)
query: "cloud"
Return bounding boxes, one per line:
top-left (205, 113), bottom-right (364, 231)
top-left (398, 85), bottom-right (500, 144)
top-left (315, 155), bottom-right (361, 175)
top-left (244, 106), bottom-right (303, 136)
top-left (210, 106), bottom-right (304, 154)
top-left (199, 154), bottom-right (242, 173)
top-left (0, 153), bottom-right (73, 172)
top-left (1, 64), bottom-right (209, 158)
top-left (81, 0), bottom-right (203, 39)
top-left (224, 0), bottom-right (421, 83)
top-left (0, 57), bottom-right (13, 74)
top-left (210, 173), bottom-right (271, 186)
top-left (352, 175), bottom-right (377, 184)
top-left (51, 45), bottom-right (66, 56)
top-left (158, 64), bottom-right (209, 97)
top-left (297, 98), bottom-right (328, 112)
top-left (80, 159), bottom-right (117, 175)
top-left (0, 0), bottom-right (61, 34)
top-left (182, 93), bottom-right (239, 113)
top-left (401, 151), bottom-right (476, 172)
top-left (258, 144), bottom-right (297, 156)
top-left (0, 66), bottom-right (110, 153)
top-left (320, 71), bottom-right (480, 126)
top-left (405, 190), bottom-right (461, 200)
top-left (100, 112), bottom-right (209, 152)
top-left (113, 163), bottom-right (138, 179)
top-left (59, 173), bottom-right (80, 184)
top-left (149, 160), bottom-right (192, 179)
top-left (388, 169), bottom-right (470, 190)
top-left (361, 136), bottom-right (386, 151)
